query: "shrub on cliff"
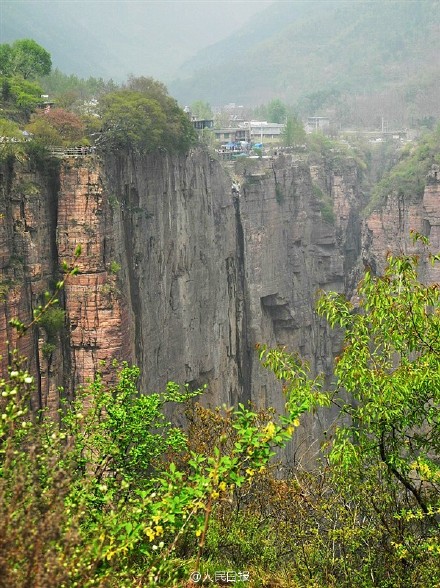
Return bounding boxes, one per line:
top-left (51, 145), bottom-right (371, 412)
top-left (0, 75), bottom-right (44, 119)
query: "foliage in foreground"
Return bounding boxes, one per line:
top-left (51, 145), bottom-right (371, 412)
top-left (1, 235), bottom-right (440, 586)
top-left (250, 232), bottom-right (440, 586)
top-left (0, 361), bottom-right (316, 586)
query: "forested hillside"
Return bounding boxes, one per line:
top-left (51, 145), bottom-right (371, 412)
top-left (171, 0), bottom-right (440, 127)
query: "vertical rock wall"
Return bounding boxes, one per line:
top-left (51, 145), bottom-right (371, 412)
top-left (2, 148), bottom-right (437, 459)
top-left (99, 150), bottom-right (365, 460)
top-left (232, 153), bottom-right (363, 461)
top-left (0, 157), bottom-right (64, 413)
top-left (362, 163), bottom-right (440, 283)
top-left (102, 151), bottom-right (243, 407)
top-left (57, 157), bottom-right (131, 391)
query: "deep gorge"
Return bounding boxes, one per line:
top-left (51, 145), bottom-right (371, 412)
top-left (1, 147), bottom-right (439, 460)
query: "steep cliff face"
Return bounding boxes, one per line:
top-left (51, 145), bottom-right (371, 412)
top-left (57, 157), bottom-right (130, 391)
top-left (98, 152), bottom-right (364, 413)
top-left (97, 150), bottom-right (364, 459)
top-left (0, 156), bottom-right (65, 413)
top-left (2, 147), bottom-right (435, 456)
top-left (231, 154), bottom-right (364, 459)
top-left (0, 155), bottom-right (132, 413)
top-left (362, 164), bottom-right (440, 283)
top-left (101, 151), bottom-right (242, 407)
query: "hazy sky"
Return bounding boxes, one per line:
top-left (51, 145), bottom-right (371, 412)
top-left (0, 0), bottom-right (275, 80)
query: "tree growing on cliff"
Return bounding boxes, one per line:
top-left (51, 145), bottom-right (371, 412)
top-left (0, 75), bottom-right (43, 117)
top-left (0, 39), bottom-right (51, 121)
top-left (282, 115), bottom-right (306, 146)
top-left (99, 77), bottom-right (196, 154)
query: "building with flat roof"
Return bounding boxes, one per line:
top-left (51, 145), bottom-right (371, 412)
top-left (306, 117), bottom-right (330, 133)
top-left (213, 127), bottom-right (248, 143)
top-left (240, 121), bottom-right (285, 142)
top-left (191, 118), bottom-right (214, 130)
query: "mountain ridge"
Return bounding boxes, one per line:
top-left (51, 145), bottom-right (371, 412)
top-left (169, 0), bottom-right (440, 124)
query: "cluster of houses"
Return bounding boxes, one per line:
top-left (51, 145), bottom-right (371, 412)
top-left (189, 108), bottom-right (409, 154)
top-left (189, 106), bottom-right (333, 151)
top-left (190, 117), bottom-right (285, 145)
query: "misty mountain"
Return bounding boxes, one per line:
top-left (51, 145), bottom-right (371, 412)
top-left (169, 0), bottom-right (440, 121)
top-left (0, 0), bottom-right (273, 82)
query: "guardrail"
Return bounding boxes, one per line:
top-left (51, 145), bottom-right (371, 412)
top-left (50, 146), bottom-right (96, 157)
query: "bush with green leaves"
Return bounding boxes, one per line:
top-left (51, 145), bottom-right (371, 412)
top-left (0, 39), bottom-right (51, 120)
top-left (252, 232), bottom-right (440, 586)
top-left (2, 235), bottom-right (440, 587)
top-left (38, 305), bottom-right (65, 341)
top-left (0, 350), bottom-right (318, 586)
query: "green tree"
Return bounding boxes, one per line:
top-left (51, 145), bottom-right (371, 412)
top-left (266, 98), bottom-right (288, 124)
top-left (0, 44), bottom-right (12, 76)
top-left (1, 76), bottom-right (43, 113)
top-left (27, 107), bottom-right (86, 146)
top-left (99, 89), bottom-right (167, 151)
top-left (260, 233), bottom-right (440, 584)
top-left (320, 235), bottom-right (440, 516)
top-left (125, 76), bottom-right (196, 153)
top-left (254, 99), bottom-right (288, 124)
top-left (126, 75), bottom-right (166, 97)
top-left (0, 117), bottom-right (22, 139)
top-left (99, 81), bottom-right (196, 154)
top-left (282, 115), bottom-right (306, 146)
top-left (1, 39), bottom-right (52, 80)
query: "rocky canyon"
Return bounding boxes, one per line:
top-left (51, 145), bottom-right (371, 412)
top-left (1, 147), bottom-right (439, 461)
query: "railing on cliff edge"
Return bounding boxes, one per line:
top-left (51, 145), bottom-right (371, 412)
top-left (49, 146), bottom-right (97, 157)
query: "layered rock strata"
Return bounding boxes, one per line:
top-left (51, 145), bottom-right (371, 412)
top-left (1, 149), bottom-right (437, 460)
